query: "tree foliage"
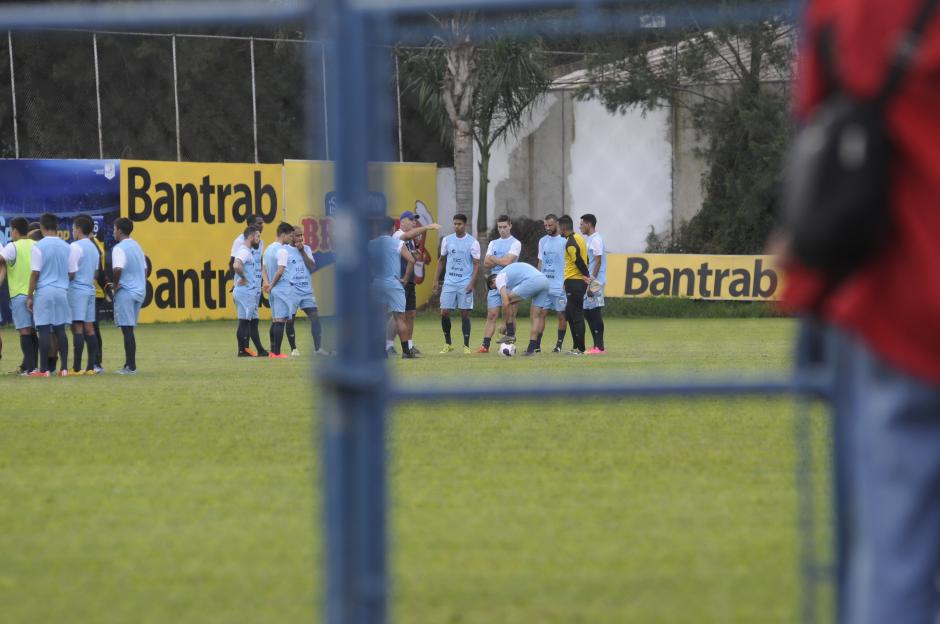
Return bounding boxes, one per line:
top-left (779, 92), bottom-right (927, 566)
top-left (580, 1), bottom-right (795, 254)
top-left (400, 16), bottom-right (550, 235)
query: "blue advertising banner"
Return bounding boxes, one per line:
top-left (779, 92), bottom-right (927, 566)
top-left (0, 159), bottom-right (120, 325)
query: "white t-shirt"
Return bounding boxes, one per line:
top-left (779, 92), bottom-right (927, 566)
top-left (30, 246), bottom-right (43, 270)
top-left (68, 241), bottom-right (84, 273)
top-left (112, 246), bottom-right (127, 269)
top-left (588, 234), bottom-right (604, 258)
top-left (276, 247), bottom-right (289, 267)
top-left (0, 242), bottom-right (16, 264)
top-left (234, 246), bottom-right (252, 265)
top-left (494, 272), bottom-right (508, 291)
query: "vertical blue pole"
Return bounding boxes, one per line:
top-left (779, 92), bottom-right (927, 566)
top-left (312, 1), bottom-right (388, 622)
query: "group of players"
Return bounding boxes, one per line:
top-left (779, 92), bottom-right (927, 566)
top-left (373, 210), bottom-right (606, 358)
top-left (0, 213), bottom-right (146, 376)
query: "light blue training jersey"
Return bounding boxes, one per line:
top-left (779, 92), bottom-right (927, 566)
top-left (263, 241), bottom-right (292, 295)
top-left (70, 238), bottom-right (100, 295)
top-left (114, 238), bottom-right (147, 298)
top-left (499, 261), bottom-right (541, 290)
top-left (440, 233), bottom-right (479, 288)
top-left (486, 235), bottom-right (520, 276)
top-left (232, 234), bottom-right (264, 284)
top-left (538, 234), bottom-right (566, 294)
top-left (35, 235), bottom-right (72, 291)
top-left (368, 235), bottom-right (404, 289)
top-left (586, 232), bottom-right (607, 284)
top-left (232, 243), bottom-right (260, 295)
top-left (287, 244), bottom-right (314, 296)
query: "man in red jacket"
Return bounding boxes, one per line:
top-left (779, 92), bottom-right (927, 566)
top-left (783, 1), bottom-right (940, 622)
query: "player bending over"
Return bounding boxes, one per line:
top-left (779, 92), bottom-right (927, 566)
top-left (487, 262), bottom-right (551, 357)
top-left (478, 214), bottom-right (521, 353)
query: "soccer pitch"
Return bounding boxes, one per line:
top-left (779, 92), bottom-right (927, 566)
top-left (0, 316), bottom-right (830, 623)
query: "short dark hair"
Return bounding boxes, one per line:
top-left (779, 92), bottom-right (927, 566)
top-left (276, 222), bottom-right (294, 236)
top-left (486, 273), bottom-right (497, 290)
top-left (496, 214), bottom-right (511, 224)
top-left (453, 213), bottom-right (468, 224)
top-left (74, 215), bottom-right (94, 236)
top-left (9, 217), bottom-right (29, 236)
top-left (557, 215), bottom-right (574, 230)
top-left (543, 213), bottom-right (557, 222)
top-left (243, 225), bottom-right (260, 239)
top-left (580, 213), bottom-right (597, 228)
top-left (252, 215), bottom-right (265, 226)
top-left (28, 221), bottom-right (40, 232)
top-left (28, 229), bottom-right (42, 241)
top-left (115, 217), bottom-right (134, 236)
top-left (39, 213), bottom-right (58, 232)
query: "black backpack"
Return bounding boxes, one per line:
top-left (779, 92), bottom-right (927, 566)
top-left (783, 0), bottom-right (940, 288)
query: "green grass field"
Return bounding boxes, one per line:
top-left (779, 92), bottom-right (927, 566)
top-left (0, 316), bottom-right (831, 623)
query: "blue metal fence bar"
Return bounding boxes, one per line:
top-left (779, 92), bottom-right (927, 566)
top-left (318, 0), bottom-right (390, 621)
top-left (0, 1), bottom-right (306, 30)
top-left (390, 374), bottom-right (831, 403)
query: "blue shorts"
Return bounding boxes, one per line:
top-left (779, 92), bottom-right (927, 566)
top-left (440, 285), bottom-right (473, 310)
top-left (269, 290), bottom-right (295, 320)
top-left (68, 289), bottom-right (96, 323)
top-left (537, 291), bottom-right (567, 312)
top-left (33, 288), bottom-right (71, 327)
top-left (512, 274), bottom-right (550, 305)
top-left (10, 295), bottom-right (33, 330)
top-left (375, 284), bottom-right (406, 314)
top-left (487, 288), bottom-right (504, 309)
top-left (295, 293), bottom-right (317, 312)
top-left (584, 291), bottom-right (605, 310)
top-left (234, 289), bottom-right (260, 320)
top-left (114, 289), bottom-right (143, 327)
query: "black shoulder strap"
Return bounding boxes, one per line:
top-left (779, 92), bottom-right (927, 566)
top-left (876, 0), bottom-right (940, 104)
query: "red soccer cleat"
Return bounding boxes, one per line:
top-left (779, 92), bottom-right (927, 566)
top-left (475, 346), bottom-right (489, 354)
top-left (586, 347), bottom-right (606, 355)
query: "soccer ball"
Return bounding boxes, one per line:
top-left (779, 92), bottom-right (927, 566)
top-left (500, 343), bottom-right (516, 357)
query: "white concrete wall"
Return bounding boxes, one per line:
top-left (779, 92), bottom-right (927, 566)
top-left (435, 167), bottom-right (456, 236)
top-left (475, 89), bottom-right (674, 254)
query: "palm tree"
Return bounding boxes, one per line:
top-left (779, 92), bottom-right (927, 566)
top-left (401, 14), bottom-right (550, 236)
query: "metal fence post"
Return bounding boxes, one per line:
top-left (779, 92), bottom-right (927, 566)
top-left (316, 0), bottom-right (387, 622)
top-left (171, 33), bottom-right (181, 161)
top-left (7, 30), bottom-right (18, 158)
top-left (93, 32), bottom-right (104, 158)
top-left (250, 35), bottom-right (258, 163)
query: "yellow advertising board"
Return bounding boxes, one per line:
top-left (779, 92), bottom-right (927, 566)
top-left (120, 160), bottom-right (284, 323)
top-left (605, 254), bottom-right (783, 301)
top-left (282, 160), bottom-right (439, 316)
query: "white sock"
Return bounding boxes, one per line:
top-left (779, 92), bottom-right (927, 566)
top-left (386, 340), bottom-right (394, 349)
top-left (407, 340), bottom-right (414, 349)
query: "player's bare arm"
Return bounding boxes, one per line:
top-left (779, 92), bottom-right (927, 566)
top-left (397, 223), bottom-right (440, 241)
top-left (233, 258), bottom-right (248, 286)
top-left (26, 270), bottom-right (38, 312)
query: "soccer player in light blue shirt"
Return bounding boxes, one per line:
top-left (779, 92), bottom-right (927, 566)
top-left (27, 212), bottom-right (72, 376)
top-left (369, 216), bottom-right (416, 359)
top-left (487, 261), bottom-right (551, 357)
top-left (112, 217), bottom-right (147, 374)
top-left (479, 214), bottom-right (521, 353)
top-left (537, 214), bottom-right (568, 352)
top-left (580, 213), bottom-right (607, 353)
top-left (285, 225), bottom-right (329, 356)
top-left (262, 222), bottom-right (296, 357)
top-left (232, 224), bottom-right (268, 357)
top-left (68, 215), bottom-right (101, 374)
top-left (432, 213), bottom-right (480, 353)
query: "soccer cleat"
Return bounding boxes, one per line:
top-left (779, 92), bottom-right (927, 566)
top-left (439, 344), bottom-right (454, 354)
top-left (314, 348), bottom-right (333, 357)
top-left (244, 348), bottom-right (257, 357)
top-left (268, 352), bottom-right (288, 359)
top-left (71, 369), bottom-right (86, 376)
top-left (401, 350), bottom-right (418, 360)
top-left (586, 347), bottom-right (606, 355)
top-left (84, 368), bottom-right (99, 376)
top-left (116, 367), bottom-right (138, 375)
top-left (93, 365), bottom-right (105, 374)
top-left (463, 346), bottom-right (472, 354)
top-left (237, 350), bottom-right (254, 358)
top-left (386, 346), bottom-right (399, 356)
top-left (534, 347), bottom-right (541, 353)
top-left (58, 370), bottom-right (70, 377)
top-left (411, 347), bottom-right (422, 356)
top-left (291, 349), bottom-right (301, 357)
top-left (496, 334), bottom-right (516, 344)
top-left (28, 370), bottom-right (49, 377)
top-left (255, 350), bottom-right (269, 357)
top-left (522, 349), bottom-right (537, 357)
top-left (475, 346), bottom-right (489, 354)
top-left (566, 349), bottom-right (585, 356)
top-left (552, 346), bottom-right (562, 353)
